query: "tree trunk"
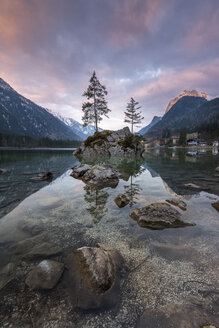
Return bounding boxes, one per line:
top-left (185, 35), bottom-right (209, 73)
top-left (94, 92), bottom-right (98, 132)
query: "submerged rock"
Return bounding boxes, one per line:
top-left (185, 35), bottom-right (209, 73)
top-left (166, 198), bottom-right (187, 211)
top-left (74, 127), bottom-right (144, 157)
top-left (31, 171), bottom-right (53, 181)
top-left (0, 262), bottom-right (15, 290)
top-left (18, 218), bottom-right (44, 236)
top-left (211, 201), bottom-right (219, 212)
top-left (22, 242), bottom-right (62, 261)
top-left (25, 260), bottom-right (64, 290)
top-left (136, 296), bottom-right (219, 328)
top-left (70, 163), bottom-right (92, 178)
top-left (184, 183), bottom-right (203, 189)
top-left (114, 193), bottom-right (129, 208)
top-left (71, 164), bottom-right (119, 188)
top-left (64, 244), bottom-right (124, 310)
top-left (130, 202), bottom-right (195, 230)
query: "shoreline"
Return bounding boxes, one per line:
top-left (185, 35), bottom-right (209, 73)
top-left (0, 147), bottom-right (76, 151)
top-left (145, 145), bottom-right (218, 150)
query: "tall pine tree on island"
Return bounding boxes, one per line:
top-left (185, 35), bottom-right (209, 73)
top-left (82, 71), bottom-right (110, 132)
top-left (124, 97), bottom-right (144, 134)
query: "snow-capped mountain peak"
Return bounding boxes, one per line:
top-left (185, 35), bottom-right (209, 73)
top-left (47, 110), bottom-right (100, 140)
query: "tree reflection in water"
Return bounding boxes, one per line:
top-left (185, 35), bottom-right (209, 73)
top-left (123, 165), bottom-right (145, 207)
top-left (82, 157), bottom-right (146, 220)
top-left (84, 185), bottom-right (109, 224)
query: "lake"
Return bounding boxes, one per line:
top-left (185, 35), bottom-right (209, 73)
top-left (0, 148), bottom-right (219, 328)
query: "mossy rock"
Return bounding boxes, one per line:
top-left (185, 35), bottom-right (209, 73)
top-left (84, 130), bottom-right (112, 148)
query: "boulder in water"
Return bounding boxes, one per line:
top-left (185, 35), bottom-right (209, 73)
top-left (64, 244), bottom-right (124, 310)
top-left (211, 201), bottom-right (219, 212)
top-left (25, 260), bottom-right (64, 290)
top-left (114, 193), bottom-right (129, 208)
top-left (130, 202), bottom-right (195, 230)
top-left (71, 164), bottom-right (119, 188)
top-left (166, 198), bottom-right (187, 211)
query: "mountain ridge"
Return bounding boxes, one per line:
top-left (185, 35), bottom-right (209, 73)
top-left (0, 77), bottom-right (98, 141)
top-left (144, 95), bottom-right (218, 137)
top-left (165, 90), bottom-right (208, 113)
top-left (48, 110), bottom-right (101, 140)
top-left (138, 116), bottom-right (161, 135)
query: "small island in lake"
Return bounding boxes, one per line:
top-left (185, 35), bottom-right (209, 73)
top-left (74, 127), bottom-right (144, 157)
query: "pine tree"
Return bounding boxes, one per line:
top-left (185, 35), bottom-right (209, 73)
top-left (82, 71), bottom-right (110, 132)
top-left (124, 97), bottom-right (144, 134)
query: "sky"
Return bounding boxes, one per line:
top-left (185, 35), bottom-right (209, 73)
top-left (0, 0), bottom-right (219, 130)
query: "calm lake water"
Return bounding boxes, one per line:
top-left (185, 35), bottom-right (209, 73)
top-left (0, 148), bottom-right (219, 328)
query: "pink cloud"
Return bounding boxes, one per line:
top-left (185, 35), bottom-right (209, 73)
top-left (107, 0), bottom-right (166, 47)
top-left (182, 4), bottom-right (219, 51)
top-left (133, 60), bottom-right (219, 100)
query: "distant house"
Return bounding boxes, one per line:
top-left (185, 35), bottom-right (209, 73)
top-left (171, 136), bottom-right (180, 145)
top-left (144, 142), bottom-right (151, 149)
top-left (159, 139), bottom-right (166, 146)
top-left (154, 141), bottom-right (160, 147)
top-left (199, 141), bottom-right (207, 147)
top-left (187, 139), bottom-right (198, 146)
top-left (213, 140), bottom-right (219, 147)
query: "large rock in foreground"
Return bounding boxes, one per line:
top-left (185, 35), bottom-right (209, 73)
top-left (73, 127), bottom-right (144, 157)
top-left (64, 244), bottom-right (124, 310)
top-left (71, 164), bottom-right (119, 188)
top-left (130, 202), bottom-right (195, 230)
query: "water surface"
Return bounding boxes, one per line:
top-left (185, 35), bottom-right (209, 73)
top-left (0, 149), bottom-right (218, 328)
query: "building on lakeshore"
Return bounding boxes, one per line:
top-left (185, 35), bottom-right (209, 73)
top-left (187, 140), bottom-right (198, 146)
top-left (171, 136), bottom-right (180, 145)
top-left (199, 141), bottom-right (208, 147)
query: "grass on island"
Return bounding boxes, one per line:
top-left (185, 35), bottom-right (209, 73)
top-left (84, 130), bottom-right (112, 148)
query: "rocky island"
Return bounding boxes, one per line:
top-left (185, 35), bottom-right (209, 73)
top-left (73, 127), bottom-right (144, 157)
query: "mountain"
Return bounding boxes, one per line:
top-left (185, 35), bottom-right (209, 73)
top-left (146, 95), bottom-right (208, 137)
top-left (0, 78), bottom-right (81, 140)
top-left (165, 90), bottom-right (208, 113)
top-left (138, 116), bottom-right (161, 135)
top-left (193, 97), bottom-right (219, 128)
top-left (50, 111), bottom-right (101, 140)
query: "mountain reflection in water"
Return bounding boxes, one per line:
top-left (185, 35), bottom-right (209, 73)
top-left (0, 149), bottom-right (78, 219)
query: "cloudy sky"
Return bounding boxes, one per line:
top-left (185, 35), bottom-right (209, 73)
top-left (0, 0), bottom-right (219, 130)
